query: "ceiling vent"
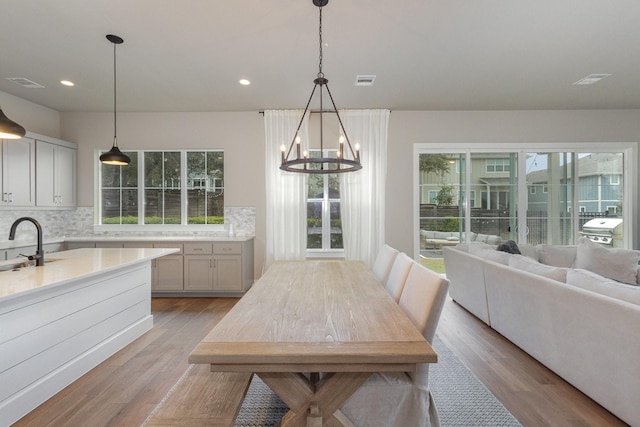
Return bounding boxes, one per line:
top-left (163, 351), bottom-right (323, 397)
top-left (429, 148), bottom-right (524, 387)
top-left (5, 77), bottom-right (45, 88)
top-left (355, 75), bottom-right (376, 86)
top-left (572, 74), bottom-right (611, 86)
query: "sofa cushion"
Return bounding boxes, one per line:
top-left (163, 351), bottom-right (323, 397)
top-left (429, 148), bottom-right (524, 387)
top-left (537, 244), bottom-right (577, 268)
top-left (518, 243), bottom-right (539, 261)
top-left (574, 237), bottom-right (640, 285)
top-left (467, 242), bottom-right (510, 264)
top-left (566, 268), bottom-right (640, 305)
top-left (433, 231), bottom-right (452, 239)
top-left (508, 255), bottom-right (568, 282)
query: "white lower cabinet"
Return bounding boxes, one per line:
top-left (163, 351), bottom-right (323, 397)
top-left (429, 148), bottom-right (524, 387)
top-left (153, 255), bottom-right (184, 291)
top-left (184, 255), bottom-right (214, 290)
top-left (151, 243), bottom-right (184, 291)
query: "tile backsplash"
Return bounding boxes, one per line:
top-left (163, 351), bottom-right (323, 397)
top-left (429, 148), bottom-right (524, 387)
top-left (0, 206), bottom-right (255, 243)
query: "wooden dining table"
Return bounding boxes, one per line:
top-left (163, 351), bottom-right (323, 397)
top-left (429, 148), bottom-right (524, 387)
top-left (189, 260), bottom-right (437, 427)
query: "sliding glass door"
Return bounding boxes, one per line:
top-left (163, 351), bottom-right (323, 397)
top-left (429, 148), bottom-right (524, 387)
top-left (416, 144), bottom-right (632, 260)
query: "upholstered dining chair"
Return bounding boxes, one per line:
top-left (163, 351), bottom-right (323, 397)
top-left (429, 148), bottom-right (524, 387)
top-left (341, 262), bottom-right (450, 427)
top-left (372, 244), bottom-right (399, 284)
top-left (383, 252), bottom-right (414, 302)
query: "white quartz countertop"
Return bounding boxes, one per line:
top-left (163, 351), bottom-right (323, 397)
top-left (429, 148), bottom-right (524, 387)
top-left (0, 248), bottom-right (179, 302)
top-left (63, 235), bottom-right (254, 242)
top-left (0, 235), bottom-right (254, 249)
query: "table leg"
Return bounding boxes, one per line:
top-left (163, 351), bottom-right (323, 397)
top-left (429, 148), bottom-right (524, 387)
top-left (258, 371), bottom-right (371, 427)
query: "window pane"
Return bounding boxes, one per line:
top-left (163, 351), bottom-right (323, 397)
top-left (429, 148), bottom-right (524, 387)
top-left (144, 151), bottom-right (181, 224)
top-left (418, 153), bottom-right (461, 258)
top-left (577, 152), bottom-right (623, 247)
top-left (122, 152), bottom-right (138, 187)
top-left (330, 201), bottom-right (343, 249)
top-left (187, 151), bottom-right (224, 224)
top-left (307, 201), bottom-right (322, 249)
top-left (101, 189), bottom-right (121, 223)
top-left (309, 175), bottom-right (324, 198)
top-left (526, 152), bottom-right (572, 245)
top-left (101, 152), bottom-right (137, 224)
top-left (471, 153), bottom-right (516, 243)
top-left (122, 189), bottom-right (138, 220)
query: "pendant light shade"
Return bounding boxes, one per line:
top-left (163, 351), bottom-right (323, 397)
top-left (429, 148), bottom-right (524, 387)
top-left (0, 107), bottom-right (26, 139)
top-left (100, 34), bottom-right (130, 166)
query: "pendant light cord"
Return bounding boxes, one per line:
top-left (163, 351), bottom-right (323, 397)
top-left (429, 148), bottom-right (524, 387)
top-left (113, 40), bottom-right (118, 148)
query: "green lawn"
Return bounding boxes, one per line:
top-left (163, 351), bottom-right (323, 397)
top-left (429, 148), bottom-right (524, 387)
top-left (419, 256), bottom-right (446, 274)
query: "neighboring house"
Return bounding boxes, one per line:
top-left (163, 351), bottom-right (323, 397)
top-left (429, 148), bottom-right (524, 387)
top-left (419, 152), bottom-right (622, 215)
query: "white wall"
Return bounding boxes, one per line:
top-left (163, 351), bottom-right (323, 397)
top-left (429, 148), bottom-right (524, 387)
top-left (0, 90), bottom-right (61, 137)
top-left (59, 109), bottom-right (640, 277)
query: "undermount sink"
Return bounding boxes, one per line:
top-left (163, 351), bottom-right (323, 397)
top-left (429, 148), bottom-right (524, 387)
top-left (0, 258), bottom-right (60, 272)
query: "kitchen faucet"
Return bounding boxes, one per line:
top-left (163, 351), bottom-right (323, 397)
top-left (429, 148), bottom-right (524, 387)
top-left (9, 217), bottom-right (44, 266)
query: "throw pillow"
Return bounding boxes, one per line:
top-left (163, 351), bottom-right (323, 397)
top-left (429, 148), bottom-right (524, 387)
top-left (537, 244), bottom-right (577, 268)
top-left (508, 255), bottom-right (568, 282)
top-left (497, 240), bottom-right (521, 254)
top-left (566, 268), bottom-right (640, 305)
top-left (574, 237), bottom-right (640, 285)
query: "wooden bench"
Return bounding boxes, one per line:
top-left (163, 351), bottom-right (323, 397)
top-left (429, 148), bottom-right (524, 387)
top-left (144, 365), bottom-right (252, 427)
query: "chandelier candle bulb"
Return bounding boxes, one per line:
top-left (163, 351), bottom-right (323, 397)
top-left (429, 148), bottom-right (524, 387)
top-left (281, 145), bottom-right (286, 163)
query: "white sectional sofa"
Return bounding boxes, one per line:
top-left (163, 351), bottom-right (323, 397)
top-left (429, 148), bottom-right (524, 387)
top-left (443, 239), bottom-right (640, 426)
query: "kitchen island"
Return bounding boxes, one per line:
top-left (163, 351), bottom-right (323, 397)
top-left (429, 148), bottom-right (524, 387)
top-left (0, 248), bottom-right (178, 427)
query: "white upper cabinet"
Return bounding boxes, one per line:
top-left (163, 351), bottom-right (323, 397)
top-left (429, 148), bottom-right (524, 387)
top-left (36, 138), bottom-right (77, 208)
top-left (1, 137), bottom-right (35, 207)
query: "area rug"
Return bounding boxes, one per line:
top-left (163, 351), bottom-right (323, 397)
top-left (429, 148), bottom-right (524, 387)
top-left (144, 335), bottom-right (521, 426)
top-left (232, 335), bottom-right (521, 427)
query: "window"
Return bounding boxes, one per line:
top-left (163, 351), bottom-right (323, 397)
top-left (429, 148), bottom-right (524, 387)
top-left (416, 144), bottom-right (632, 257)
top-left (99, 150), bottom-right (224, 226)
top-left (486, 158), bottom-right (510, 173)
top-left (307, 150), bottom-right (343, 253)
top-left (428, 190), bottom-right (439, 204)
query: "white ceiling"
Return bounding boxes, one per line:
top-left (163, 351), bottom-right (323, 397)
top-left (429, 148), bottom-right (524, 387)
top-left (1, 0), bottom-right (639, 113)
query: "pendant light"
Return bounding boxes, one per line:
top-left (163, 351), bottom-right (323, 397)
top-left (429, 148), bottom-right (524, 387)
top-left (280, 0), bottom-right (361, 174)
top-left (100, 34), bottom-right (130, 166)
top-left (0, 107), bottom-right (26, 139)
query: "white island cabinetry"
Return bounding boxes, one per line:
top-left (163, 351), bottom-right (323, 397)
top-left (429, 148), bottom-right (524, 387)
top-left (0, 247), bottom-right (177, 426)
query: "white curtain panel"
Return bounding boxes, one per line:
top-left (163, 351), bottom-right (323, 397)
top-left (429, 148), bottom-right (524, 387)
top-left (340, 109), bottom-right (390, 267)
top-left (264, 110), bottom-right (309, 270)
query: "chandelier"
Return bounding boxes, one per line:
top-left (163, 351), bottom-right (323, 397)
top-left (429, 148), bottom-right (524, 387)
top-left (280, 0), bottom-right (361, 174)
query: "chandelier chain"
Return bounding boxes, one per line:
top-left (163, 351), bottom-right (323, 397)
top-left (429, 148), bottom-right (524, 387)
top-left (318, 7), bottom-right (323, 77)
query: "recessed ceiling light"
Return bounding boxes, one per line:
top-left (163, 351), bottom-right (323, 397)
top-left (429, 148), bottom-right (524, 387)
top-left (572, 74), bottom-right (611, 85)
top-left (60, 80), bottom-right (75, 87)
top-left (239, 79), bottom-right (251, 86)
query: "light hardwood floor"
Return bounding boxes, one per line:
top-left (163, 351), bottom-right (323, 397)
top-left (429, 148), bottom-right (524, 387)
top-left (14, 296), bottom-right (627, 427)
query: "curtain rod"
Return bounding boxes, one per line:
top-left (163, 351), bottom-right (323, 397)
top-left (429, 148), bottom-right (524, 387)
top-left (258, 109), bottom-right (391, 115)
